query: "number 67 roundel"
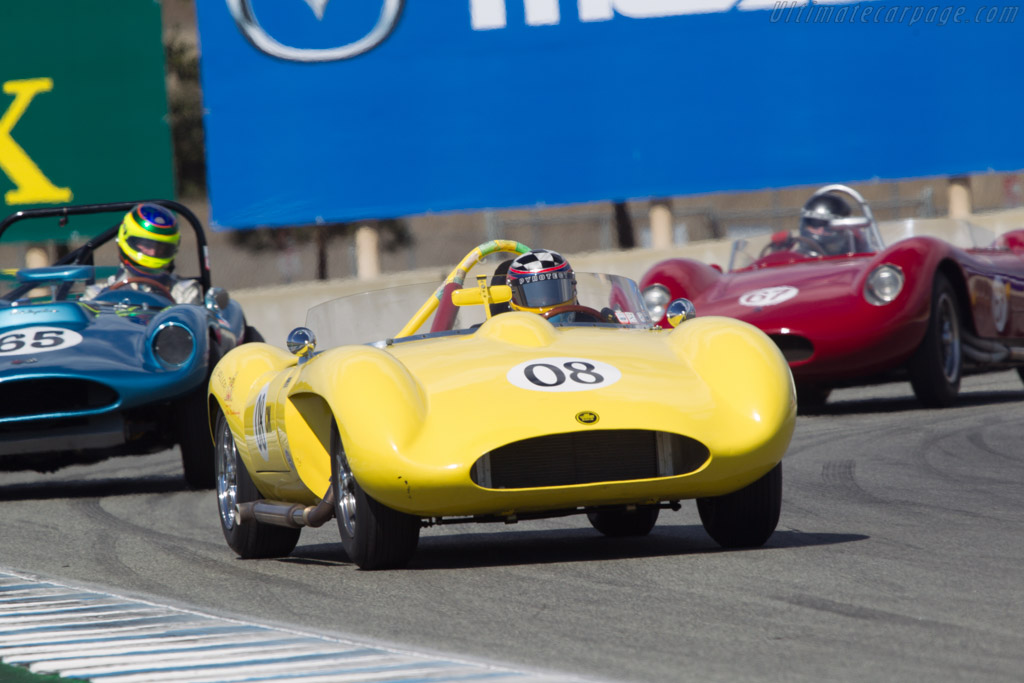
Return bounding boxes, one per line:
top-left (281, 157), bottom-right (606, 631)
top-left (506, 357), bottom-right (622, 392)
top-left (0, 326), bottom-right (82, 356)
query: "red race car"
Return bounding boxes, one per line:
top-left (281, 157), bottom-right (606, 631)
top-left (640, 184), bottom-right (1024, 410)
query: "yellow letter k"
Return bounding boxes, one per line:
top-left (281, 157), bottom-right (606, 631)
top-left (0, 78), bottom-right (73, 205)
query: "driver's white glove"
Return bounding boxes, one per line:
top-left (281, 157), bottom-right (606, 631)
top-left (82, 283), bottom-right (103, 300)
top-left (82, 274), bottom-right (116, 301)
top-left (171, 279), bottom-right (203, 305)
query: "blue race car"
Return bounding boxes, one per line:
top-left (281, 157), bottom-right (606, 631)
top-left (0, 200), bottom-right (258, 488)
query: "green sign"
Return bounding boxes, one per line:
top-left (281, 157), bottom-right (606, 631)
top-left (0, 1), bottom-right (174, 241)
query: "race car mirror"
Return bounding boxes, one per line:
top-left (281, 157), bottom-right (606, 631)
top-left (666, 298), bottom-right (696, 328)
top-left (452, 284), bottom-right (512, 307)
top-left (287, 326), bottom-right (317, 360)
top-left (205, 287), bottom-right (230, 311)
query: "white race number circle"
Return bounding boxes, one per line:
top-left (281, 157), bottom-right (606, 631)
top-left (738, 286), bottom-right (798, 307)
top-left (507, 357), bottom-right (621, 392)
top-left (0, 326), bottom-right (83, 356)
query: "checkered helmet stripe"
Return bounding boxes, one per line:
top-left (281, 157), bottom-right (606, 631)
top-left (508, 249), bottom-right (566, 274)
top-left (506, 249), bottom-right (575, 310)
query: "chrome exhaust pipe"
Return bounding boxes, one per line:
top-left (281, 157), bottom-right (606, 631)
top-left (962, 344), bottom-right (1008, 363)
top-left (961, 329), bottom-right (1004, 353)
top-left (961, 330), bottom-right (1024, 363)
top-left (236, 485), bottom-right (335, 529)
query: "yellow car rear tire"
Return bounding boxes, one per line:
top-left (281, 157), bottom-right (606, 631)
top-left (215, 409), bottom-right (301, 559)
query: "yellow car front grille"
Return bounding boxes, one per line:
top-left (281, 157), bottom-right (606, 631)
top-left (471, 430), bottom-right (710, 490)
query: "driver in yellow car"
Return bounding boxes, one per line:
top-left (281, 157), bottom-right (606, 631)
top-left (505, 248), bottom-right (581, 322)
top-left (504, 248), bottom-right (623, 324)
top-left (83, 203), bottom-right (201, 304)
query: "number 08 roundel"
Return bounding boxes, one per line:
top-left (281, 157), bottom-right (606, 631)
top-left (507, 357), bottom-right (621, 392)
top-left (0, 326), bottom-right (83, 356)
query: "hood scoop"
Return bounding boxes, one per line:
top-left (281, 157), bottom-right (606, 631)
top-left (475, 311), bottom-right (558, 348)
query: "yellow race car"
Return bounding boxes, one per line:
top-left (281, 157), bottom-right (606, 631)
top-left (208, 240), bottom-right (796, 569)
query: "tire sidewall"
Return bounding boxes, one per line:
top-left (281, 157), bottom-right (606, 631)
top-left (178, 341), bottom-right (222, 489)
top-left (330, 425), bottom-right (367, 565)
top-left (215, 408), bottom-right (299, 558)
top-left (909, 274), bottom-right (961, 406)
top-left (697, 462), bottom-right (782, 548)
top-left (329, 423), bottom-right (421, 569)
top-left (216, 410), bottom-right (258, 548)
top-left (587, 506), bottom-right (660, 537)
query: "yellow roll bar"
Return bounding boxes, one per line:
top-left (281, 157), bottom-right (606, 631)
top-left (396, 239), bottom-right (530, 338)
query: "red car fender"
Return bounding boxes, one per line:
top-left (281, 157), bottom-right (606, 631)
top-left (870, 236), bottom-right (968, 327)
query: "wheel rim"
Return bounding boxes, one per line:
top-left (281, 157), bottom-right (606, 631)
top-left (937, 292), bottom-right (961, 383)
top-left (335, 441), bottom-right (358, 537)
top-left (215, 418), bottom-right (239, 530)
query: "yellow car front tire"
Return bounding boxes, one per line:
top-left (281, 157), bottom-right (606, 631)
top-left (330, 423), bottom-right (421, 570)
top-left (696, 462), bottom-right (782, 548)
top-left (587, 505), bottom-right (660, 537)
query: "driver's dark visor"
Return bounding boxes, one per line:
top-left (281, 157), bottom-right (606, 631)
top-left (510, 276), bottom-right (575, 309)
top-left (802, 218), bottom-right (840, 233)
top-left (126, 235), bottom-right (177, 259)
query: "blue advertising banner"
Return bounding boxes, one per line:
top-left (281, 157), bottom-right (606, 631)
top-left (196, 1), bottom-right (1023, 229)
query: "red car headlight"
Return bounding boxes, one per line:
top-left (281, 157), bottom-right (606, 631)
top-left (864, 264), bottom-right (904, 306)
top-left (643, 284), bottom-right (670, 322)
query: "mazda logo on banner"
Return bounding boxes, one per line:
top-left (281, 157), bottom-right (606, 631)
top-left (226, 0), bottom-right (405, 62)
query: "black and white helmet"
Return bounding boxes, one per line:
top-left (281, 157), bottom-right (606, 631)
top-left (506, 249), bottom-right (576, 313)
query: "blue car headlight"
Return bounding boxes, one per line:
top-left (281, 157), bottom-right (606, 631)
top-left (153, 323), bottom-right (195, 366)
top-left (864, 264), bottom-right (904, 306)
top-left (643, 284), bottom-right (671, 323)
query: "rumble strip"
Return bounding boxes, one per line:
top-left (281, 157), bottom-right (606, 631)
top-left (0, 570), bottom-right (583, 682)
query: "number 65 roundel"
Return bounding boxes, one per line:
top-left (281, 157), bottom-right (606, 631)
top-left (507, 357), bottom-right (621, 392)
top-left (0, 326), bottom-right (83, 356)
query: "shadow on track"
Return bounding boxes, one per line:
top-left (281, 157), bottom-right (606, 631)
top-left (803, 388), bottom-right (1024, 416)
top-left (0, 475), bottom-right (191, 501)
top-left (284, 526), bottom-right (866, 570)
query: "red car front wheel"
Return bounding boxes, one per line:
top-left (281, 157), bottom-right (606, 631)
top-left (908, 273), bottom-right (962, 407)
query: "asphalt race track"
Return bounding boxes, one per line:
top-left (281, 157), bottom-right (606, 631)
top-left (2, 371), bottom-right (1023, 683)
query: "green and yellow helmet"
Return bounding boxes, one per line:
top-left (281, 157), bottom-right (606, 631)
top-left (116, 203), bottom-right (180, 272)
